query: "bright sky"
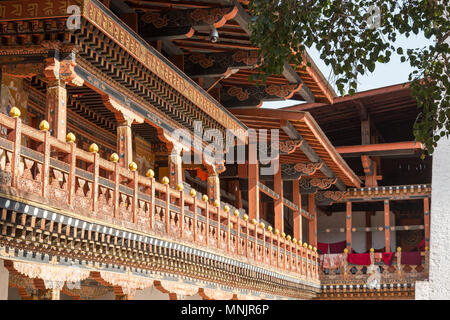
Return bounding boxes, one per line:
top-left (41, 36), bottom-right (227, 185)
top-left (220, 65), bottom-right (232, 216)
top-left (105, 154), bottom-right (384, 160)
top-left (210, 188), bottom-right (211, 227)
top-left (261, 33), bottom-right (434, 109)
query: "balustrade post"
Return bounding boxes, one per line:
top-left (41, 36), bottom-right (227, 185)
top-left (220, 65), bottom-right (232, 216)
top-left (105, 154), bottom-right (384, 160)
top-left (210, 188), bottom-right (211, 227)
top-left (9, 115), bottom-right (22, 188)
top-left (165, 184), bottom-right (170, 234)
top-left (262, 227), bottom-right (266, 262)
top-left (226, 210), bottom-right (231, 253)
top-left (269, 230), bottom-right (273, 266)
top-left (235, 213), bottom-right (239, 254)
top-left (253, 222), bottom-right (257, 261)
top-left (205, 201), bottom-right (210, 246)
top-left (91, 152), bottom-right (99, 214)
top-left (149, 175), bottom-right (155, 230)
top-left (193, 195), bottom-right (198, 242)
top-left (113, 161), bottom-right (120, 218)
top-left (343, 248), bottom-right (348, 279)
top-left (67, 138), bottom-right (76, 206)
top-left (179, 188), bottom-right (184, 239)
top-left (276, 233), bottom-right (280, 268)
top-left (245, 216), bottom-right (249, 258)
top-left (396, 247), bottom-right (403, 278)
top-left (131, 168), bottom-right (138, 224)
top-left (216, 205), bottom-right (220, 249)
top-left (39, 129), bottom-right (50, 199)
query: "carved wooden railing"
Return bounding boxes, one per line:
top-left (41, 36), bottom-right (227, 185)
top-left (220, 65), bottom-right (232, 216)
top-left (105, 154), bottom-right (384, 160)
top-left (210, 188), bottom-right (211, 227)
top-left (0, 111), bottom-right (319, 281)
top-left (319, 250), bottom-right (429, 287)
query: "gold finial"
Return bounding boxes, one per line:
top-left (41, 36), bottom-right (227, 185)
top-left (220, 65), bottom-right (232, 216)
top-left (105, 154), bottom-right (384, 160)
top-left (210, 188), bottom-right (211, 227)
top-left (9, 107), bottom-right (21, 118)
top-left (281, 232), bottom-right (286, 238)
top-left (110, 153), bottom-right (119, 162)
top-left (267, 226), bottom-right (273, 232)
top-left (146, 169), bottom-right (155, 178)
top-left (251, 218), bottom-right (257, 225)
top-left (128, 162), bottom-right (137, 171)
top-left (224, 205), bottom-right (230, 213)
top-left (370, 248), bottom-right (375, 253)
top-left (343, 248), bottom-right (348, 253)
top-left (202, 194), bottom-right (209, 202)
top-left (233, 209), bottom-right (239, 217)
top-left (213, 199), bottom-right (220, 207)
top-left (39, 120), bottom-right (49, 131)
top-left (303, 242), bottom-right (308, 248)
top-left (259, 222), bottom-right (265, 229)
top-left (292, 238), bottom-right (297, 244)
top-left (243, 214), bottom-right (248, 221)
top-left (89, 143), bottom-right (99, 153)
top-left (161, 176), bottom-right (170, 185)
top-left (397, 247), bottom-right (402, 252)
top-left (308, 245), bottom-right (312, 250)
top-left (274, 228), bottom-right (279, 235)
top-left (176, 183), bottom-right (184, 191)
top-left (313, 247), bottom-right (317, 252)
top-left (66, 132), bottom-right (76, 143)
top-left (189, 189), bottom-right (197, 197)
top-left (286, 235), bottom-right (291, 241)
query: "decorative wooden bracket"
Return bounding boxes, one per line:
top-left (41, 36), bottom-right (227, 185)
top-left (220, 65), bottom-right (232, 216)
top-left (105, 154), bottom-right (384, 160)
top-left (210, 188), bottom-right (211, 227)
top-left (310, 177), bottom-right (337, 189)
top-left (140, 6), bottom-right (238, 29)
top-left (280, 162), bottom-right (323, 180)
top-left (184, 51), bottom-right (258, 78)
top-left (221, 83), bottom-right (303, 108)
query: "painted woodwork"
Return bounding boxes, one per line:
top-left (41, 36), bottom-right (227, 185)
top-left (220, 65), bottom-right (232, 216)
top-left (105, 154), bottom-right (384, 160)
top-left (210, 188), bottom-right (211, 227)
top-left (221, 84), bottom-right (303, 108)
top-left (346, 201), bottom-right (352, 252)
top-left (274, 167), bottom-right (283, 233)
top-left (308, 194), bottom-right (317, 247)
top-left (184, 51), bottom-right (258, 78)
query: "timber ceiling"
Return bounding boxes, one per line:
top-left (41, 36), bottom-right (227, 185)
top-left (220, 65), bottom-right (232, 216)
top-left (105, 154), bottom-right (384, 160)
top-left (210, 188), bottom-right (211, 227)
top-left (110, 0), bottom-right (335, 107)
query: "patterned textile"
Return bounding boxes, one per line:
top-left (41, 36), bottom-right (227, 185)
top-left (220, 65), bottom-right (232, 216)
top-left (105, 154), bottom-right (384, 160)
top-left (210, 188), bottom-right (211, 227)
top-left (401, 252), bottom-right (422, 265)
top-left (347, 253), bottom-right (371, 266)
top-left (320, 254), bottom-right (345, 269)
top-left (329, 241), bottom-right (346, 254)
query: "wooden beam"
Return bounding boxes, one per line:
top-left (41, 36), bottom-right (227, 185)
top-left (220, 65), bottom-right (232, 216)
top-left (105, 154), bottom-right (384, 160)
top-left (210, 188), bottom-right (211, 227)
top-left (336, 141), bottom-right (426, 158)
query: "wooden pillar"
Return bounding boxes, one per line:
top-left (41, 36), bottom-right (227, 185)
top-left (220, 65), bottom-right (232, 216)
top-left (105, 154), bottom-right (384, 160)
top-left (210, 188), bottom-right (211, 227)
top-left (346, 201), bottom-right (352, 252)
top-left (308, 194), bottom-right (317, 247)
top-left (384, 200), bottom-right (391, 252)
top-left (293, 179), bottom-right (302, 242)
top-left (46, 80), bottom-right (67, 141)
top-left (424, 197), bottom-right (430, 248)
top-left (168, 146), bottom-right (183, 188)
top-left (117, 120), bottom-right (133, 168)
top-left (207, 173), bottom-right (220, 204)
top-left (274, 166), bottom-right (283, 232)
top-left (248, 162), bottom-right (259, 221)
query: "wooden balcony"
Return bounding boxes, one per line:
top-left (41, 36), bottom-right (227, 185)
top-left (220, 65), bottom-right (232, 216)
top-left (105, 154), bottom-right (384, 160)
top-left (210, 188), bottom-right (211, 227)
top-left (318, 251), bottom-right (429, 299)
top-left (0, 111), bottom-right (319, 286)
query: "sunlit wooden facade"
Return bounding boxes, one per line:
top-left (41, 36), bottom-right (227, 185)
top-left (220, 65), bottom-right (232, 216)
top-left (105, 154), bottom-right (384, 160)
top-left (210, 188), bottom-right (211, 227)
top-left (0, 0), bottom-right (431, 300)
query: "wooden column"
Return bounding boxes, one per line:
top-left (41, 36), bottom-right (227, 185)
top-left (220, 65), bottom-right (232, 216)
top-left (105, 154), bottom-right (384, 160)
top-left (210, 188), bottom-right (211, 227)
top-left (274, 166), bottom-right (283, 232)
top-left (207, 173), bottom-right (220, 204)
top-left (117, 120), bottom-right (133, 168)
top-left (293, 179), bottom-right (302, 242)
top-left (346, 201), bottom-right (352, 252)
top-left (248, 162), bottom-right (260, 221)
top-left (168, 146), bottom-right (183, 188)
top-left (308, 194), bottom-right (317, 247)
top-left (384, 200), bottom-right (391, 252)
top-left (46, 80), bottom-right (67, 141)
top-left (424, 197), bottom-right (430, 248)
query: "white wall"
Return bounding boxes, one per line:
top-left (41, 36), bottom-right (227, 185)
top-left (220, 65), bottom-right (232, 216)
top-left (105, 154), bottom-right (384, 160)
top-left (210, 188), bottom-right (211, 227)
top-left (0, 259), bottom-right (8, 300)
top-left (318, 211), bottom-right (396, 253)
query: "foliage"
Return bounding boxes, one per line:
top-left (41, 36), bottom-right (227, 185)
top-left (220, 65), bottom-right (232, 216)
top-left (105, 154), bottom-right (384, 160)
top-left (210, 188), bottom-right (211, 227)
top-left (248, 0), bottom-right (450, 153)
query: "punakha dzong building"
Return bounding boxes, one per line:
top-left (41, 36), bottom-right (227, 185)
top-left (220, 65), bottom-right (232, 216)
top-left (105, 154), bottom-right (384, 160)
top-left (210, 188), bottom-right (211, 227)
top-left (0, 0), bottom-right (432, 300)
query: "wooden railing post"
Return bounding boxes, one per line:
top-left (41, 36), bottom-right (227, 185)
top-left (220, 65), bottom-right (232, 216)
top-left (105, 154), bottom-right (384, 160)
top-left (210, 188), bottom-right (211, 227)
top-left (67, 141), bottom-right (76, 206)
top-left (235, 214), bottom-right (239, 253)
top-left (9, 115), bottom-right (21, 188)
top-left (193, 196), bottom-right (197, 242)
top-left (245, 216), bottom-right (249, 258)
top-left (205, 201), bottom-right (209, 246)
top-left (150, 176), bottom-right (155, 230)
top-left (38, 129), bottom-right (50, 199)
top-left (91, 152), bottom-right (99, 214)
top-left (226, 209), bottom-right (231, 253)
top-left (217, 205), bottom-right (220, 249)
top-left (131, 169), bottom-right (138, 224)
top-left (113, 162), bottom-right (120, 218)
top-left (165, 184), bottom-right (170, 234)
top-left (179, 189), bottom-right (184, 239)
